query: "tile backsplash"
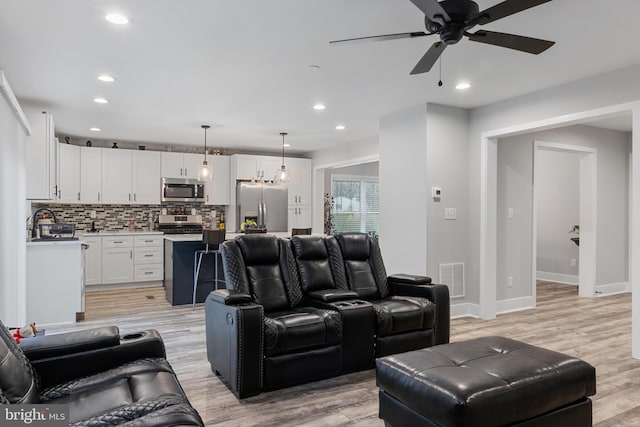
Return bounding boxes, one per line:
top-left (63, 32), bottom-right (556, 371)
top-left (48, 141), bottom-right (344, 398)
top-left (31, 203), bottom-right (225, 232)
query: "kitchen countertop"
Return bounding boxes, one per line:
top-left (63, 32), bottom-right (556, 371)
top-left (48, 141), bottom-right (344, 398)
top-left (26, 239), bottom-right (86, 246)
top-left (78, 231), bottom-right (164, 236)
top-left (163, 232), bottom-right (291, 242)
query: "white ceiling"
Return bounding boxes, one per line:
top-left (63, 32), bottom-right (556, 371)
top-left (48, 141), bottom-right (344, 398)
top-left (1, 0), bottom-right (639, 154)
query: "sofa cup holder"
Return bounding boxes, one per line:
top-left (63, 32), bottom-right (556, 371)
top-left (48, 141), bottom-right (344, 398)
top-left (333, 299), bottom-right (370, 308)
top-left (121, 332), bottom-right (146, 341)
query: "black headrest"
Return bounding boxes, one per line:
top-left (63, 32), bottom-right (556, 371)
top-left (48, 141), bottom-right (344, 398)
top-left (236, 235), bottom-right (280, 265)
top-left (291, 236), bottom-right (328, 260)
top-left (336, 233), bottom-right (370, 260)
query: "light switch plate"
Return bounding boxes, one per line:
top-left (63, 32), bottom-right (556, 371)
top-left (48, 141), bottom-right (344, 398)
top-left (445, 208), bottom-right (457, 220)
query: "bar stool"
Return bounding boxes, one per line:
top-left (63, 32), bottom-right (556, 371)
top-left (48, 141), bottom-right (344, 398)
top-left (193, 229), bottom-right (226, 310)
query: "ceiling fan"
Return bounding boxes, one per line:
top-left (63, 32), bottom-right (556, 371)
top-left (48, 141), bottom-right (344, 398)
top-left (330, 0), bottom-right (555, 75)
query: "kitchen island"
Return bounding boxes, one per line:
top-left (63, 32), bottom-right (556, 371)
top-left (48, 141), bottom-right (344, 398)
top-left (163, 232), bottom-right (291, 306)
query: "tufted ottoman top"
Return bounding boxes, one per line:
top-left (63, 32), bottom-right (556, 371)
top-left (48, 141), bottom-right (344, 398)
top-left (376, 336), bottom-right (596, 427)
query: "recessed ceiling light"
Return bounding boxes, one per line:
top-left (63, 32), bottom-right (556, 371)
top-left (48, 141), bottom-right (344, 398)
top-left (283, 143), bottom-right (291, 147)
top-left (93, 97), bottom-right (109, 104)
top-left (97, 74), bottom-right (115, 83)
top-left (335, 125), bottom-right (346, 130)
top-left (313, 103), bottom-right (326, 111)
top-left (105, 13), bottom-right (129, 25)
top-left (309, 65), bottom-right (320, 71)
top-left (90, 127), bottom-right (101, 132)
top-left (455, 82), bottom-right (471, 90)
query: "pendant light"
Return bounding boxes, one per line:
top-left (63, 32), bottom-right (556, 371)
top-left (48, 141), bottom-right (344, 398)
top-left (275, 132), bottom-right (289, 183)
top-left (199, 125), bottom-right (212, 181)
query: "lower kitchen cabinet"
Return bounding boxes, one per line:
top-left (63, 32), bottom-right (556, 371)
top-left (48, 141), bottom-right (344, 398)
top-left (288, 205), bottom-right (312, 230)
top-left (84, 233), bottom-right (164, 288)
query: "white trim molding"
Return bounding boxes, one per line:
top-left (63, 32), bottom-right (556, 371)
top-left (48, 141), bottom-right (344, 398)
top-left (451, 302), bottom-right (481, 319)
top-left (595, 282), bottom-right (631, 296)
top-left (536, 271), bottom-right (579, 285)
top-left (0, 71), bottom-right (31, 135)
top-left (496, 296), bottom-right (535, 315)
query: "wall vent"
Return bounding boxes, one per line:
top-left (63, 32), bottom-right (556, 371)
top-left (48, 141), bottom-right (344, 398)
top-left (439, 262), bottom-right (465, 298)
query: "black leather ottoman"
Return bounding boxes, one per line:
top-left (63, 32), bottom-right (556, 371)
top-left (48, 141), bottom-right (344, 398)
top-left (376, 336), bottom-right (596, 427)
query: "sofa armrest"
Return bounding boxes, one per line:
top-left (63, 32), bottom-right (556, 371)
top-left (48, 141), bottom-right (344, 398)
top-left (388, 280), bottom-right (450, 345)
top-left (306, 289), bottom-right (359, 303)
top-left (205, 295), bottom-right (263, 398)
top-left (20, 326), bottom-right (120, 361)
top-left (388, 273), bottom-right (432, 285)
top-left (209, 289), bottom-right (253, 305)
top-left (26, 329), bottom-right (166, 388)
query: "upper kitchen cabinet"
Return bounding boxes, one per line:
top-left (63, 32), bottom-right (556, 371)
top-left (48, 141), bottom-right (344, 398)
top-left (26, 112), bottom-right (57, 200)
top-left (161, 152), bottom-right (202, 179)
top-left (234, 154), bottom-right (282, 180)
top-left (132, 151), bottom-right (161, 204)
top-left (287, 158), bottom-right (312, 205)
top-left (205, 155), bottom-right (230, 205)
top-left (57, 143), bottom-right (81, 203)
top-left (101, 149), bottom-right (133, 204)
top-left (80, 147), bottom-right (102, 203)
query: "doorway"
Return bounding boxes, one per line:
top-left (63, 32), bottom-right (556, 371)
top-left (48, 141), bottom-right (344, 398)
top-left (533, 142), bottom-right (597, 300)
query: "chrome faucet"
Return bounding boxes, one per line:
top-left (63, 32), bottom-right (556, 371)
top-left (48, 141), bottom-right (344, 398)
top-left (31, 208), bottom-right (58, 239)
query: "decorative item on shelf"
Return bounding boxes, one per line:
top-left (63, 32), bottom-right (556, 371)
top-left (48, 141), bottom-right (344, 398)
top-left (569, 224), bottom-right (580, 246)
top-left (86, 140), bottom-right (92, 147)
top-left (275, 132), bottom-right (289, 183)
top-left (64, 136), bottom-right (70, 144)
top-left (324, 192), bottom-right (334, 235)
top-left (199, 124), bottom-right (212, 181)
top-left (138, 145), bottom-right (146, 150)
top-left (112, 142), bottom-right (118, 149)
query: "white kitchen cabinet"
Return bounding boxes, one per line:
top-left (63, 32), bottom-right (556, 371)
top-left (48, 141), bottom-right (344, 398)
top-left (133, 235), bottom-right (163, 282)
top-left (101, 236), bottom-right (134, 284)
top-left (27, 241), bottom-right (83, 325)
top-left (80, 147), bottom-right (102, 203)
top-left (26, 112), bottom-right (57, 200)
top-left (161, 152), bottom-right (203, 179)
top-left (133, 151), bottom-right (161, 204)
top-left (287, 158), bottom-right (312, 205)
top-left (288, 205), bottom-right (312, 230)
top-left (101, 149), bottom-right (133, 204)
top-left (57, 143), bottom-right (81, 203)
top-left (234, 154), bottom-right (282, 180)
top-left (205, 155), bottom-right (230, 205)
top-left (83, 236), bottom-right (102, 286)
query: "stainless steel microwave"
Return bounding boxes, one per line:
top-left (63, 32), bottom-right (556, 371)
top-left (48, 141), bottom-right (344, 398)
top-left (161, 178), bottom-right (205, 203)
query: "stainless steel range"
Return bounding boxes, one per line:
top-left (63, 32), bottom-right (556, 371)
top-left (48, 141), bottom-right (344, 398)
top-left (157, 214), bottom-right (204, 234)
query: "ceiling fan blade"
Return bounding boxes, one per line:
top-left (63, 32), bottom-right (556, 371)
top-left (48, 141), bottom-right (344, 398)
top-left (330, 31), bottom-right (429, 45)
top-left (410, 42), bottom-right (446, 75)
top-left (474, 0), bottom-right (552, 25)
top-left (409, 0), bottom-right (450, 23)
top-left (468, 30), bottom-right (555, 54)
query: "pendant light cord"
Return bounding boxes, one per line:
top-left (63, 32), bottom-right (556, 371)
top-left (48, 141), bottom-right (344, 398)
top-left (202, 125), bottom-right (210, 162)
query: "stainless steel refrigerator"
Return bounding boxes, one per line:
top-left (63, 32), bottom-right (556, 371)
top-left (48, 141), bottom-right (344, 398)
top-left (236, 181), bottom-right (288, 232)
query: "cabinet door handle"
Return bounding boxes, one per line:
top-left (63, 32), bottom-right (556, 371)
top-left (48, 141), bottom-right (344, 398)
top-left (185, 168), bottom-right (188, 176)
top-left (144, 239), bottom-right (154, 243)
top-left (144, 254), bottom-right (154, 257)
top-left (113, 240), bottom-right (123, 244)
top-left (129, 194), bottom-right (131, 201)
top-left (77, 192), bottom-right (80, 201)
top-left (134, 193), bottom-right (137, 202)
top-left (130, 250), bottom-right (133, 259)
top-left (207, 195), bottom-right (209, 202)
top-left (144, 271), bottom-right (153, 275)
top-left (98, 192), bottom-right (101, 201)
top-left (180, 168), bottom-right (183, 176)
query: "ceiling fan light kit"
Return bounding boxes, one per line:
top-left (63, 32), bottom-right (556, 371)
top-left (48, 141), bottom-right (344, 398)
top-left (331, 0), bottom-right (555, 75)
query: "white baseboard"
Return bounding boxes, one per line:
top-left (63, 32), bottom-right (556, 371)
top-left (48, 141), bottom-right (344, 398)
top-left (496, 296), bottom-right (535, 314)
top-left (595, 281), bottom-right (631, 296)
top-left (86, 281), bottom-right (163, 292)
top-left (536, 271), bottom-right (578, 285)
top-left (451, 303), bottom-right (481, 319)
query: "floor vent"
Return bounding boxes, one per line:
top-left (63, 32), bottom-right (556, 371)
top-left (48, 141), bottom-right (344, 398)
top-left (439, 263), bottom-right (465, 298)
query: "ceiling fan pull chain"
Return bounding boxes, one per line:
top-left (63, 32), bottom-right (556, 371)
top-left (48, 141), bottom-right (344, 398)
top-left (438, 56), bottom-right (443, 87)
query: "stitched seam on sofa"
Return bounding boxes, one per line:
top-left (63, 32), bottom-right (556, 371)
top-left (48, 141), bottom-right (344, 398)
top-left (283, 241), bottom-right (303, 306)
top-left (24, 336), bottom-right (120, 357)
top-left (236, 309), bottom-right (244, 393)
top-left (259, 305), bottom-right (264, 389)
top-left (369, 237), bottom-right (389, 298)
top-left (96, 403), bottom-right (201, 427)
top-left (69, 397), bottom-right (187, 427)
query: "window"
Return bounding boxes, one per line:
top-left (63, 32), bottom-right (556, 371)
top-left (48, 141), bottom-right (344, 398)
top-left (331, 175), bottom-right (379, 236)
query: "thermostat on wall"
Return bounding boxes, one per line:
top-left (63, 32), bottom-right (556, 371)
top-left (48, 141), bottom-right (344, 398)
top-left (431, 187), bottom-right (442, 201)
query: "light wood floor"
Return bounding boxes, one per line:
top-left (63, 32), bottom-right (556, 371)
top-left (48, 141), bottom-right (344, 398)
top-left (47, 282), bottom-right (636, 426)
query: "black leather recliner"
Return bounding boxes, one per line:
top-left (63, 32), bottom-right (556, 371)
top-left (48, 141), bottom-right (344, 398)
top-left (206, 234), bottom-right (343, 398)
top-left (334, 233), bottom-right (450, 356)
top-left (0, 320), bottom-right (203, 426)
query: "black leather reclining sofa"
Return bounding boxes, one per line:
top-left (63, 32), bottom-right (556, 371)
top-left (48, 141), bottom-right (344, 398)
top-left (0, 321), bottom-right (203, 426)
top-left (206, 232), bottom-right (450, 398)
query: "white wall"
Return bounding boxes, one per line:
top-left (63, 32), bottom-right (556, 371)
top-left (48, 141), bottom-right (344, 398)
top-left (496, 125), bottom-right (629, 302)
top-left (536, 150), bottom-right (580, 279)
top-left (0, 73), bottom-right (29, 326)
